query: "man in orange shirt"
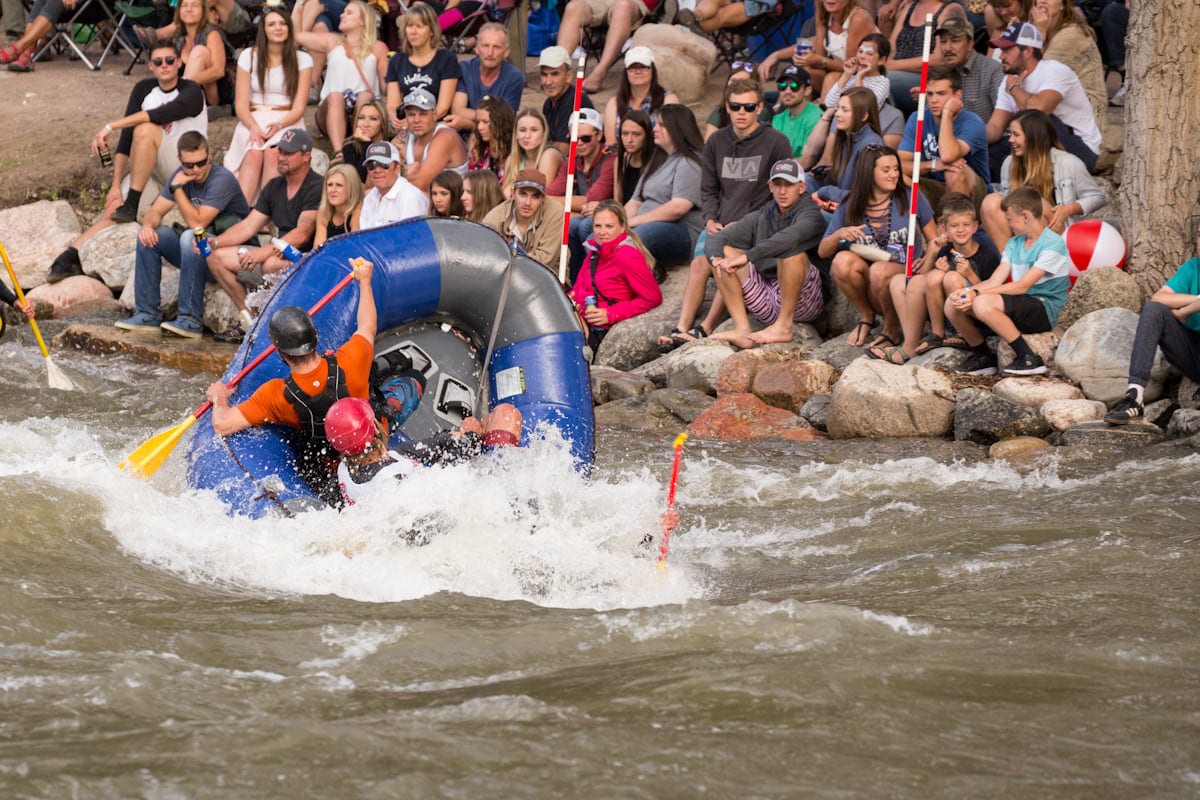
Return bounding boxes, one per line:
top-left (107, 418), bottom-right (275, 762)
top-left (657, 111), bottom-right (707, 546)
top-left (206, 257), bottom-right (377, 504)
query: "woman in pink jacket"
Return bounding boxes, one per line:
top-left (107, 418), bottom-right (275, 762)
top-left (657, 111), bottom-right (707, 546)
top-left (571, 200), bottom-right (663, 351)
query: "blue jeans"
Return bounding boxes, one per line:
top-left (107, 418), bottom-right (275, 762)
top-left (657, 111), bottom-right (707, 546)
top-left (1100, 1), bottom-right (1128, 68)
top-left (134, 226), bottom-right (212, 324)
top-left (888, 70), bottom-right (922, 116)
top-left (632, 221), bottom-right (694, 269)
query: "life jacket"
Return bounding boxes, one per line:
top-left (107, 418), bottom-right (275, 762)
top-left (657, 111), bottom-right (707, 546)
top-left (283, 355), bottom-right (350, 446)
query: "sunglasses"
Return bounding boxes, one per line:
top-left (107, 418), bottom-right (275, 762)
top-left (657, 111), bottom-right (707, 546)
top-left (577, 134), bottom-right (595, 143)
top-left (727, 101), bottom-right (759, 113)
top-left (151, 55), bottom-right (178, 66)
top-left (180, 156), bottom-right (208, 169)
top-left (626, 62), bottom-right (651, 70)
top-left (365, 161), bottom-right (392, 171)
top-left (731, 60), bottom-right (755, 72)
top-left (777, 80), bottom-right (804, 91)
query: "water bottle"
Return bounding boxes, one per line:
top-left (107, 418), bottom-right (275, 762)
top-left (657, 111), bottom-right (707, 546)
top-left (194, 228), bottom-right (212, 257)
top-left (272, 237), bottom-right (303, 262)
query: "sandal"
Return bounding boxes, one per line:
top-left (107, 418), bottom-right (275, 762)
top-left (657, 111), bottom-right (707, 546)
top-left (7, 51), bottom-right (32, 72)
top-left (866, 344), bottom-right (911, 365)
top-left (848, 317), bottom-right (875, 347)
top-left (940, 334), bottom-right (972, 350)
top-left (0, 45), bottom-right (18, 65)
top-left (656, 324), bottom-right (707, 353)
top-left (911, 332), bottom-right (944, 357)
top-left (866, 332), bottom-right (898, 350)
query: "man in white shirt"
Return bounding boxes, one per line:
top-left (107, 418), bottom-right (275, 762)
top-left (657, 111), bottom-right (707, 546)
top-left (358, 141), bottom-right (429, 230)
top-left (986, 21), bottom-right (1101, 173)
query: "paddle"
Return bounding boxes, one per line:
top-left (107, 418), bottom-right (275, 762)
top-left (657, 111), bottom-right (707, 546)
top-left (119, 270), bottom-right (358, 478)
top-left (904, 12), bottom-right (935, 284)
top-left (657, 432), bottom-right (688, 573)
top-left (0, 240), bottom-right (78, 391)
top-left (556, 52), bottom-right (587, 287)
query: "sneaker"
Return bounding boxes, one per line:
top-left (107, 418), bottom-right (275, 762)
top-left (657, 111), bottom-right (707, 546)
top-left (1104, 389), bottom-right (1144, 425)
top-left (46, 247), bottom-right (84, 283)
top-left (114, 311), bottom-right (162, 332)
top-left (239, 308), bottom-right (254, 331)
top-left (956, 350), bottom-right (998, 376)
top-left (1109, 83), bottom-right (1126, 107)
top-left (1001, 352), bottom-right (1047, 376)
top-left (109, 202), bottom-right (138, 224)
top-left (212, 325), bottom-right (244, 344)
top-left (161, 317), bottom-right (203, 339)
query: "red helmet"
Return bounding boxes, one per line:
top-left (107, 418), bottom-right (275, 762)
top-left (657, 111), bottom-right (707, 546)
top-left (325, 397), bottom-right (377, 455)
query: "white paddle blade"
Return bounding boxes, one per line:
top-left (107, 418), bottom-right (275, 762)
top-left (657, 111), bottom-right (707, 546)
top-left (44, 356), bottom-right (78, 391)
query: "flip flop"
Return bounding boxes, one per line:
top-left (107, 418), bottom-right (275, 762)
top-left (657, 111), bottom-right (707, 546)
top-left (866, 344), bottom-right (911, 365)
top-left (866, 333), bottom-right (898, 350)
top-left (847, 317), bottom-right (875, 347)
top-left (656, 324), bottom-right (707, 353)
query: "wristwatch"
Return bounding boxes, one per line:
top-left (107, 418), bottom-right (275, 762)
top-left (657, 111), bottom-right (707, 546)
top-left (169, 183), bottom-right (183, 193)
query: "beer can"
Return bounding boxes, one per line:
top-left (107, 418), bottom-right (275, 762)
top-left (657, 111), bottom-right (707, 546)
top-left (98, 146), bottom-right (113, 169)
top-left (584, 295), bottom-right (596, 308)
top-left (194, 227), bottom-right (212, 257)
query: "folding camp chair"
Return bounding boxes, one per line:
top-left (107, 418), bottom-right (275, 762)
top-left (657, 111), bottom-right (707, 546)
top-left (32, 0), bottom-right (138, 70)
top-left (443, 0), bottom-right (522, 55)
top-left (708, 0), bottom-right (800, 71)
top-left (576, 0), bottom-right (666, 68)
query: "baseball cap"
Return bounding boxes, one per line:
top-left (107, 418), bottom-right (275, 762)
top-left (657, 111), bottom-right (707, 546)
top-left (571, 107), bottom-right (604, 134)
top-left (769, 158), bottom-right (806, 185)
top-left (273, 128), bottom-right (313, 153)
top-left (512, 168), bottom-right (546, 194)
top-left (363, 141), bottom-right (400, 166)
top-left (934, 18), bottom-right (973, 39)
top-left (624, 45), bottom-right (654, 68)
top-left (402, 88), bottom-right (437, 111)
top-left (779, 64), bottom-right (810, 85)
top-left (538, 45), bottom-right (571, 69)
top-left (990, 21), bottom-right (1043, 50)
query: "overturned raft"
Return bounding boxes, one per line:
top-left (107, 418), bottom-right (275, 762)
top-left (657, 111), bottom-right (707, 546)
top-left (188, 218), bottom-right (594, 518)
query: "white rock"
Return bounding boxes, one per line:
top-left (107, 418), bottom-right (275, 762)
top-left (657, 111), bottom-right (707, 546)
top-left (826, 358), bottom-right (956, 438)
top-left (635, 339), bottom-right (733, 394)
top-left (0, 200), bottom-right (81, 289)
top-left (25, 275), bottom-right (121, 317)
top-left (993, 377), bottom-right (1084, 408)
top-left (79, 223), bottom-right (140, 290)
top-left (1055, 307), bottom-right (1169, 403)
top-left (630, 24), bottom-right (718, 104)
top-left (1040, 398), bottom-right (1107, 431)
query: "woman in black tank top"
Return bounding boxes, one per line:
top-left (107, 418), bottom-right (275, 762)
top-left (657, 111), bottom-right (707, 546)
top-left (314, 164), bottom-right (364, 249)
top-left (885, 0), bottom-right (967, 113)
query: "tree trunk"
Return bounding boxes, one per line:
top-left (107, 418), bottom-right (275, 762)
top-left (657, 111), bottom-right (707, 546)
top-left (1118, 0), bottom-right (1200, 297)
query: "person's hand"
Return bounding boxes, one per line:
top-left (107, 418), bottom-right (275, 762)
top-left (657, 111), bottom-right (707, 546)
top-left (138, 223), bottom-right (158, 248)
top-left (1030, 2), bottom-right (1051, 33)
top-left (952, 288), bottom-right (975, 310)
top-left (757, 57), bottom-right (776, 82)
top-left (246, 244), bottom-right (274, 266)
top-left (935, 254), bottom-right (951, 272)
top-left (843, 55), bottom-right (858, 74)
top-left (351, 257), bottom-right (373, 285)
top-left (580, 200), bottom-right (600, 217)
top-left (104, 185), bottom-right (124, 214)
top-left (1173, 306), bottom-right (1194, 323)
top-left (1048, 204), bottom-right (1072, 232)
top-left (705, 220), bottom-right (725, 235)
top-left (839, 225), bottom-right (866, 241)
top-left (816, 196), bottom-right (839, 212)
top-left (941, 158), bottom-right (966, 175)
top-left (877, 0), bottom-right (898, 25)
top-left (799, 51), bottom-right (822, 69)
top-left (943, 96), bottom-right (963, 120)
top-left (583, 305), bottom-right (609, 327)
top-left (206, 381), bottom-right (233, 407)
top-left (661, 507), bottom-right (680, 534)
top-left (14, 298), bottom-right (34, 318)
top-left (90, 128), bottom-right (111, 157)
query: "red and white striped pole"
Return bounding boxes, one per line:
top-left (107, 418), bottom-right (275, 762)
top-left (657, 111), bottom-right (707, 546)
top-left (557, 54), bottom-right (587, 287)
top-left (905, 13), bottom-right (935, 283)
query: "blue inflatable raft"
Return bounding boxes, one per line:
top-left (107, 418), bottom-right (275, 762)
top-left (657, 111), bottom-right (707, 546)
top-left (187, 218), bottom-right (594, 518)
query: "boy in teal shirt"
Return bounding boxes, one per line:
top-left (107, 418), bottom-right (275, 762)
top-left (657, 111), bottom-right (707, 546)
top-left (945, 186), bottom-right (1071, 375)
top-left (771, 66), bottom-right (822, 159)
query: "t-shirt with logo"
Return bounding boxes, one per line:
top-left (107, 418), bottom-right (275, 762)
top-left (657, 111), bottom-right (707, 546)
top-left (385, 49), bottom-right (462, 102)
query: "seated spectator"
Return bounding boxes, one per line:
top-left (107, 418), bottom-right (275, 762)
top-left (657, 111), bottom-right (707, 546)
top-left (294, 0), bottom-right (388, 155)
top-left (225, 7), bottom-right (313, 204)
top-left (947, 185), bottom-right (1071, 375)
top-left (3, 0), bottom-right (101, 71)
top-left (624, 104), bottom-right (704, 276)
top-left (359, 142), bottom-right (430, 229)
top-left (462, 169), bottom-right (504, 223)
top-left (1104, 227), bottom-right (1200, 424)
top-left (553, 109), bottom-right (616, 277)
top-left (341, 98), bottom-right (390, 182)
top-left (538, 46), bottom-right (595, 151)
top-left (876, 192), bottom-right (1000, 363)
top-left (571, 200), bottom-right (663, 350)
top-left (501, 108), bottom-right (564, 197)
top-left (135, 0), bottom-right (254, 51)
top-left (1029, 0), bottom-right (1109, 152)
top-left (898, 64), bottom-right (990, 211)
top-left (772, 66), bottom-right (823, 159)
top-left (430, 170), bottom-right (466, 217)
top-left (805, 87), bottom-right (884, 208)
top-left (444, 23), bottom-right (525, 133)
top-left (467, 95), bottom-right (515, 182)
top-left (818, 144), bottom-right (936, 347)
top-left (313, 163), bottom-right (365, 249)
top-left (114, 132), bottom-right (251, 339)
top-left (757, 0), bottom-right (875, 100)
top-left (705, 67), bottom-right (773, 140)
top-left (983, 0), bottom-right (1032, 59)
top-left (602, 46), bottom-right (679, 146)
top-left (395, 88), bottom-right (469, 191)
top-left (884, 0), bottom-right (968, 114)
top-left (613, 110), bottom-right (662, 205)
top-left (555, 0), bottom-right (656, 94)
top-left (482, 169), bottom-right (565, 268)
top-left (823, 33), bottom-right (892, 113)
top-left (47, 40), bottom-right (207, 282)
top-left (708, 159), bottom-right (827, 350)
top-left (980, 109), bottom-right (1107, 252)
top-left (1098, 0), bottom-right (1127, 105)
top-left (988, 22), bottom-right (1101, 173)
top-left (932, 18), bottom-right (1002, 123)
top-left (206, 129), bottom-right (324, 342)
top-left (170, 0), bottom-right (230, 107)
top-left (385, 4), bottom-right (461, 129)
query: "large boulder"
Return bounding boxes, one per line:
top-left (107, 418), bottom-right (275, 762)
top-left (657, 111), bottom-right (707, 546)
top-left (652, 387), bottom-right (717, 423)
top-left (1167, 409), bottom-right (1200, 440)
top-left (716, 347), bottom-right (797, 395)
top-left (1056, 265), bottom-right (1143, 330)
top-left (1179, 377), bottom-right (1200, 409)
top-left (0, 200), bottom-right (81, 288)
top-left (995, 330), bottom-right (1060, 369)
top-left (78, 223), bottom-right (140, 290)
top-left (24, 275), bottom-right (121, 317)
top-left (799, 393), bottom-right (831, 431)
top-left (630, 25), bottom-right (718, 104)
top-left (203, 288), bottom-right (242, 334)
top-left (992, 376), bottom-right (1084, 408)
top-left (752, 359), bottom-right (839, 414)
top-left (1040, 398), bottom-right (1107, 431)
top-left (595, 313), bottom-right (670, 371)
top-left (1055, 307), bottom-right (1169, 403)
top-left (635, 339), bottom-right (733, 394)
top-left (809, 333), bottom-right (870, 371)
top-left (1054, 420), bottom-right (1164, 447)
top-left (954, 387), bottom-right (1050, 444)
top-left (826, 358), bottom-right (956, 438)
top-left (594, 387), bottom-right (714, 432)
top-left (590, 365), bottom-right (656, 404)
top-left (688, 392), bottom-right (823, 441)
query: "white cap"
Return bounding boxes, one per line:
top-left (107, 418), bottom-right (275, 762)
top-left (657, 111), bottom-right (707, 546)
top-left (572, 107), bottom-right (604, 134)
top-left (624, 45), bottom-right (654, 68)
top-left (538, 45), bottom-right (571, 68)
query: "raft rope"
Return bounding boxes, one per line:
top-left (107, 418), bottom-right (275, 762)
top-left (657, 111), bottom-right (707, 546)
top-left (220, 436), bottom-right (296, 519)
top-left (478, 248), bottom-right (516, 416)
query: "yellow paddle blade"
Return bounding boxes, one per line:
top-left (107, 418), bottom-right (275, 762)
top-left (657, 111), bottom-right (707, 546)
top-left (119, 414), bottom-right (199, 479)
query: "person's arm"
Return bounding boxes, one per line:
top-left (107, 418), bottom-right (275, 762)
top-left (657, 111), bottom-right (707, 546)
top-left (700, 137), bottom-right (721, 230)
top-left (234, 61), bottom-right (266, 143)
top-left (757, 44), bottom-right (795, 81)
top-left (282, 210), bottom-right (317, 251)
top-left (280, 65), bottom-right (313, 129)
top-left (986, 106), bottom-right (1012, 144)
top-left (136, 196), bottom-right (176, 249)
top-left (294, 29), bottom-right (336, 53)
top-left (313, 209), bottom-right (330, 249)
top-left (146, 80), bottom-right (207, 126)
top-left (937, 97), bottom-right (970, 165)
top-left (435, 76), bottom-right (457, 120)
top-left (537, 148), bottom-right (564, 187)
top-left (353, 256), bottom-right (376, 341)
top-left (629, 197), bottom-right (694, 226)
top-left (444, 91), bottom-right (476, 132)
top-left (404, 133), bottom-right (456, 191)
top-left (206, 381), bottom-right (253, 436)
top-left (208, 210), bottom-right (269, 250)
top-left (603, 96), bottom-right (618, 147)
top-left (372, 41), bottom-right (388, 95)
top-left (597, 251), bottom-right (663, 324)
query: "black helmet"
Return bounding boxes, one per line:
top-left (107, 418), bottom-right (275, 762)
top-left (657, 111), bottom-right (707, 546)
top-left (268, 306), bottom-right (317, 357)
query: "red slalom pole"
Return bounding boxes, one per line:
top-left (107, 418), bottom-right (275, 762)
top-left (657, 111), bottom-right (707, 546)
top-left (557, 53), bottom-right (586, 287)
top-left (657, 433), bottom-right (688, 573)
top-left (905, 12), bottom-right (935, 283)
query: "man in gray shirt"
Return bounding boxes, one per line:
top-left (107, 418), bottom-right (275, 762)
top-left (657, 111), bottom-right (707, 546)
top-left (935, 19), bottom-right (1002, 123)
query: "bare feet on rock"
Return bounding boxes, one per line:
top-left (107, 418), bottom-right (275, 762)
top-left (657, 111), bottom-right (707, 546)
top-left (711, 329), bottom-right (757, 350)
top-left (748, 322), bottom-right (794, 345)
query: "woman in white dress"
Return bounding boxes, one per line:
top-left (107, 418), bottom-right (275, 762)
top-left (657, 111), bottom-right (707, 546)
top-left (225, 6), bottom-right (313, 203)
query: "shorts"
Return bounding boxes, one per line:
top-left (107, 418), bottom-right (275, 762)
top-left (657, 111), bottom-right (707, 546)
top-left (742, 256), bottom-right (824, 324)
top-left (583, 0), bottom-right (650, 25)
top-left (317, 0), bottom-right (349, 31)
top-left (1001, 294), bottom-right (1052, 334)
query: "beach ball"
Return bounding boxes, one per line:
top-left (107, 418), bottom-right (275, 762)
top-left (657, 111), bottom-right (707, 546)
top-left (1065, 220), bottom-right (1126, 285)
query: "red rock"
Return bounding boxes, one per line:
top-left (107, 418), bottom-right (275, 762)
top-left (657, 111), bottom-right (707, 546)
top-left (688, 393), bottom-right (825, 441)
top-left (752, 360), bottom-right (838, 413)
top-left (715, 349), bottom-right (789, 395)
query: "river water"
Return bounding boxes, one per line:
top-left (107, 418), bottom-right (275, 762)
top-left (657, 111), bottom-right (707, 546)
top-left (2, 337), bottom-right (1199, 799)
